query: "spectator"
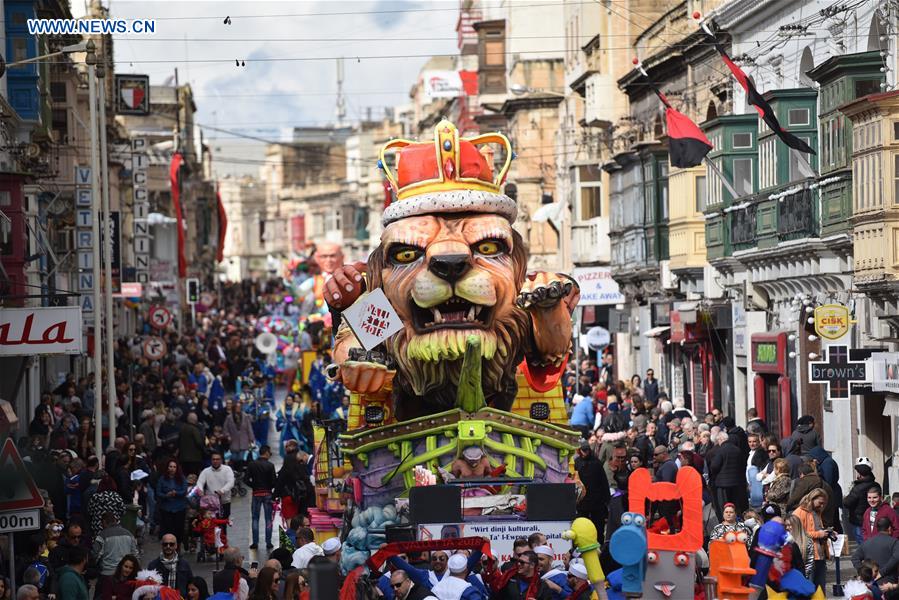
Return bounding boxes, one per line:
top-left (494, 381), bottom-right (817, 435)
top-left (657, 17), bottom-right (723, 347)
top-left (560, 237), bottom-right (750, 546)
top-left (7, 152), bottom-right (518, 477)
top-left (187, 576), bottom-right (210, 600)
top-left (863, 483), bottom-right (899, 542)
top-left (92, 512), bottom-right (139, 594)
top-left (389, 569), bottom-right (432, 600)
top-left (574, 442), bottom-right (610, 543)
top-left (789, 415), bottom-right (821, 456)
top-left (246, 445), bottom-right (277, 550)
top-left (98, 554), bottom-right (140, 600)
top-left (212, 547), bottom-right (253, 594)
top-left (148, 534), bottom-right (193, 598)
top-left (249, 567), bottom-right (279, 600)
top-left (784, 514), bottom-right (815, 580)
top-left (643, 369), bottom-right (659, 406)
top-left (845, 457), bottom-right (879, 544)
top-left (196, 452), bottom-right (235, 525)
top-left (157, 459), bottom-right (188, 541)
top-left (708, 431), bottom-right (746, 515)
top-left (764, 459), bottom-right (792, 517)
top-left (792, 489), bottom-right (834, 590)
top-left (652, 446), bottom-right (677, 484)
top-left (534, 544), bottom-right (571, 598)
top-left (57, 546), bottom-right (89, 600)
top-left (852, 516), bottom-right (899, 580)
top-left (178, 413), bottom-right (206, 477)
top-left (224, 401), bottom-right (255, 463)
top-left (787, 462), bottom-right (837, 527)
top-left (710, 503), bottom-right (751, 550)
top-left (745, 408), bottom-right (767, 435)
top-left (568, 395), bottom-right (595, 438)
top-left (497, 550), bottom-right (552, 599)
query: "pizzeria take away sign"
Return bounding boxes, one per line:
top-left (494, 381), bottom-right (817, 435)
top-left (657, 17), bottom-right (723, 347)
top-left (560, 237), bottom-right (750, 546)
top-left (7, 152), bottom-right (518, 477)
top-left (0, 307), bottom-right (83, 356)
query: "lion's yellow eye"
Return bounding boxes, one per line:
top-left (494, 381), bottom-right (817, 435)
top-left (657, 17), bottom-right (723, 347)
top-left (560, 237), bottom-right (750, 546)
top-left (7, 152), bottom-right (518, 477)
top-left (474, 240), bottom-right (504, 256)
top-left (390, 246), bottom-right (423, 264)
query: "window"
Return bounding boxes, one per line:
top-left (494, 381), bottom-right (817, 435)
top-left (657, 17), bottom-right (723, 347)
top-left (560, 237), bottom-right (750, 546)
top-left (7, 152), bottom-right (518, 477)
top-left (789, 138), bottom-right (813, 182)
top-left (695, 175), bottom-right (707, 212)
top-left (893, 121), bottom-right (899, 141)
top-left (788, 108), bottom-right (809, 126)
top-left (855, 78), bottom-right (881, 99)
top-left (50, 82), bottom-right (66, 103)
top-left (732, 132), bottom-right (752, 149)
top-left (51, 108), bottom-right (68, 144)
top-left (259, 219), bottom-right (266, 245)
top-left (895, 154), bottom-right (899, 205)
top-left (760, 138), bottom-right (776, 189)
top-left (659, 162), bottom-right (669, 220)
top-left (12, 38), bottom-right (27, 62)
top-left (733, 158), bottom-right (753, 197)
top-left (578, 165), bottom-right (602, 220)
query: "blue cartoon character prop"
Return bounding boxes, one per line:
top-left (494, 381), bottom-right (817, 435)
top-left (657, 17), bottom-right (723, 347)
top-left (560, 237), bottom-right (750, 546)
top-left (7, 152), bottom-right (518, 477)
top-left (609, 511), bottom-right (648, 596)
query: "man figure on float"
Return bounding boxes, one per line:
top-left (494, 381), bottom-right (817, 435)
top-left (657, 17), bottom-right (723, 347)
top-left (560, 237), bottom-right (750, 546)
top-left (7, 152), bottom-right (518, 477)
top-left (325, 120), bottom-right (579, 420)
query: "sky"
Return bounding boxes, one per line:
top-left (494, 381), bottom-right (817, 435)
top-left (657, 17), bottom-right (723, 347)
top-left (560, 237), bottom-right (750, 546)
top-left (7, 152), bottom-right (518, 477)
top-left (73, 1), bottom-right (460, 178)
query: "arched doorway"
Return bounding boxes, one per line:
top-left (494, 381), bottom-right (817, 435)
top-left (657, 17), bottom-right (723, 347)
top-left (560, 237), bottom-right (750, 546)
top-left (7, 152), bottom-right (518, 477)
top-left (706, 101), bottom-right (718, 122)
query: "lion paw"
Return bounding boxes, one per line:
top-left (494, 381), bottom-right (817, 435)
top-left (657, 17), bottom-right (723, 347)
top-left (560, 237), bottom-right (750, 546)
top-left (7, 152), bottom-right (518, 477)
top-left (516, 274), bottom-right (573, 310)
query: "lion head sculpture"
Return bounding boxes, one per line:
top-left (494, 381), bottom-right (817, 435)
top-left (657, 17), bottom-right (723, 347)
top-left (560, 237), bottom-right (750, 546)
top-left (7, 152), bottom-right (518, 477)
top-left (367, 213), bottom-right (531, 418)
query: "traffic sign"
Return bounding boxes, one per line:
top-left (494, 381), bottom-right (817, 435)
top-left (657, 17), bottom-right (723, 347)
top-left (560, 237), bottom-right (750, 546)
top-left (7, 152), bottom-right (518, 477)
top-left (0, 509), bottom-right (40, 533)
top-left (0, 438), bottom-right (44, 511)
top-left (142, 336), bottom-right (167, 361)
top-left (148, 305), bottom-right (173, 330)
top-left (200, 292), bottom-right (214, 306)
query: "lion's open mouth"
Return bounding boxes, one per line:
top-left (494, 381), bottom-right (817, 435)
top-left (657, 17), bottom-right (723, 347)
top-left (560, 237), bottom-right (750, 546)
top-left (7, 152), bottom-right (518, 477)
top-left (411, 297), bottom-right (491, 332)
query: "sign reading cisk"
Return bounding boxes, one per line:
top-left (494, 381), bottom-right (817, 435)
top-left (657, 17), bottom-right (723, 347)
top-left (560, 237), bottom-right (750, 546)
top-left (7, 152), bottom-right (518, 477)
top-left (814, 304), bottom-right (850, 340)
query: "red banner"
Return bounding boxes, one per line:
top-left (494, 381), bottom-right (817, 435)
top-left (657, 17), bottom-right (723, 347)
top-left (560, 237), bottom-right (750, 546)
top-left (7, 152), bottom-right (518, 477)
top-left (170, 152), bottom-right (186, 277)
top-left (216, 184), bottom-right (227, 262)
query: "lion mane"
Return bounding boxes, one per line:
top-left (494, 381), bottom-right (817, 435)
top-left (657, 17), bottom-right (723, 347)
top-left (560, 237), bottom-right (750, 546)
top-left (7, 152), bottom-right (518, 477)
top-left (368, 227), bottom-right (533, 421)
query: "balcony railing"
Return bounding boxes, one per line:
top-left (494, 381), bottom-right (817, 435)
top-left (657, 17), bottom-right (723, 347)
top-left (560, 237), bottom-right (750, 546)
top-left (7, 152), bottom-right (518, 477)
top-left (572, 217), bottom-right (610, 264)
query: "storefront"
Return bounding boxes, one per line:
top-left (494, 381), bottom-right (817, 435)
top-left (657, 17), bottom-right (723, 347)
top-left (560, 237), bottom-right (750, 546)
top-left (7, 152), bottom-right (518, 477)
top-left (750, 332), bottom-right (793, 440)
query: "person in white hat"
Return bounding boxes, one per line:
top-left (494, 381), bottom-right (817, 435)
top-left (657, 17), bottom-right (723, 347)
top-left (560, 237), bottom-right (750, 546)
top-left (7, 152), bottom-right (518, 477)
top-left (429, 553), bottom-right (486, 600)
top-left (533, 545), bottom-right (571, 598)
top-left (566, 561), bottom-right (592, 599)
top-left (322, 537), bottom-right (342, 564)
top-left (450, 446), bottom-right (491, 479)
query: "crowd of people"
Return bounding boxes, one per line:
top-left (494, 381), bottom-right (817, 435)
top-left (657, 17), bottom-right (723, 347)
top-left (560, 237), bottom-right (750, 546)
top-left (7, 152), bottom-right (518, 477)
top-left (565, 350), bottom-right (898, 599)
top-left (6, 281), bottom-right (897, 600)
top-left (6, 281), bottom-right (341, 600)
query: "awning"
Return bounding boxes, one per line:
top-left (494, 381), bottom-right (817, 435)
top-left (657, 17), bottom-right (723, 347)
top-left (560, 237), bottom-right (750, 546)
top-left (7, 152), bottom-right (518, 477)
top-left (643, 326), bottom-right (670, 338)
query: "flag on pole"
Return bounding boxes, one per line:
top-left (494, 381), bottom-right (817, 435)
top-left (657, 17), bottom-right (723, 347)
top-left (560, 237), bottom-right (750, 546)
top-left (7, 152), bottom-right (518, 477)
top-left (705, 30), bottom-right (815, 154)
top-left (169, 152), bottom-right (186, 278)
top-left (216, 184), bottom-right (227, 263)
top-left (634, 61), bottom-right (713, 168)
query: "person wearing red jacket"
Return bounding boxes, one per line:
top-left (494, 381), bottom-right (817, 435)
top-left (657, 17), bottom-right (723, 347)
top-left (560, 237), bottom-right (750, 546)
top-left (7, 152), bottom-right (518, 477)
top-left (863, 483), bottom-right (899, 542)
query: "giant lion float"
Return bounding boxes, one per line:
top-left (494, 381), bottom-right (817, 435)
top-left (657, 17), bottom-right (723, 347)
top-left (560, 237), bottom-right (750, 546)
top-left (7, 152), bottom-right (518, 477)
top-left (326, 119), bottom-right (579, 419)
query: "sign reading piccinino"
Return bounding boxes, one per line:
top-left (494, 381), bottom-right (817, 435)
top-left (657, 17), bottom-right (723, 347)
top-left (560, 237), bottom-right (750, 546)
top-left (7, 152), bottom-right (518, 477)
top-left (814, 304), bottom-right (850, 340)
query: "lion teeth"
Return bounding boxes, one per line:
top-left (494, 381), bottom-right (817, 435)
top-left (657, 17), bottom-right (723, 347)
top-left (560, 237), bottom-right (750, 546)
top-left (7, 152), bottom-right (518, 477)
top-left (467, 306), bottom-right (476, 321)
top-left (432, 308), bottom-right (443, 323)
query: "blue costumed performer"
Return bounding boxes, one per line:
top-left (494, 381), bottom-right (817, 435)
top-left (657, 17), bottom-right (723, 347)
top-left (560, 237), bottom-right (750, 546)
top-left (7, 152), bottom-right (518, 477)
top-left (275, 393), bottom-right (309, 456)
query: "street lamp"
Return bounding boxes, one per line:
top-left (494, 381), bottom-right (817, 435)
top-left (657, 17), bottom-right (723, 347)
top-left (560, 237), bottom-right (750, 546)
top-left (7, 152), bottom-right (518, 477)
top-left (0, 41), bottom-right (89, 77)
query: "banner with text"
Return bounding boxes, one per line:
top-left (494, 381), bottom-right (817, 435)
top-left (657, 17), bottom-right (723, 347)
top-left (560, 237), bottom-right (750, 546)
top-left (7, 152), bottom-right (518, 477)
top-left (418, 521), bottom-right (570, 562)
top-left (572, 266), bottom-right (625, 306)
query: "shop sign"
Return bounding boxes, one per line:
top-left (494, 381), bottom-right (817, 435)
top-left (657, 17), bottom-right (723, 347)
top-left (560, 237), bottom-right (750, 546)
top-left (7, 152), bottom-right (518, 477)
top-left (583, 326), bottom-right (611, 350)
top-left (0, 307), bottom-right (83, 356)
top-left (750, 333), bottom-right (787, 374)
top-left (814, 304), bottom-right (850, 340)
top-left (732, 302), bottom-right (747, 355)
top-left (808, 344), bottom-right (868, 400)
top-left (871, 352), bottom-right (899, 393)
top-left (572, 267), bottom-right (625, 306)
top-left (670, 310), bottom-right (685, 343)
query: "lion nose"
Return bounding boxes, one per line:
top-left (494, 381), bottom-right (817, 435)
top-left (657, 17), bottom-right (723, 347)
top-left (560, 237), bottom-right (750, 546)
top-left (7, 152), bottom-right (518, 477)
top-left (429, 254), bottom-right (470, 283)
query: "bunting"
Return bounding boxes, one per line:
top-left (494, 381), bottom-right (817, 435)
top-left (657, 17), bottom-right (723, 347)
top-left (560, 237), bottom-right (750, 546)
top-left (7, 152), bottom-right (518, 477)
top-left (169, 152), bottom-right (186, 278)
top-left (705, 29), bottom-right (815, 154)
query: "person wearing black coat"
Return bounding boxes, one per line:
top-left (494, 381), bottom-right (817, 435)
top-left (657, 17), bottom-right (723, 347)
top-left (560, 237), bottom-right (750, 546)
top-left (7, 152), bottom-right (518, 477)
top-left (708, 433), bottom-right (747, 516)
top-left (845, 462), bottom-right (879, 544)
top-left (575, 443), bottom-right (611, 544)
